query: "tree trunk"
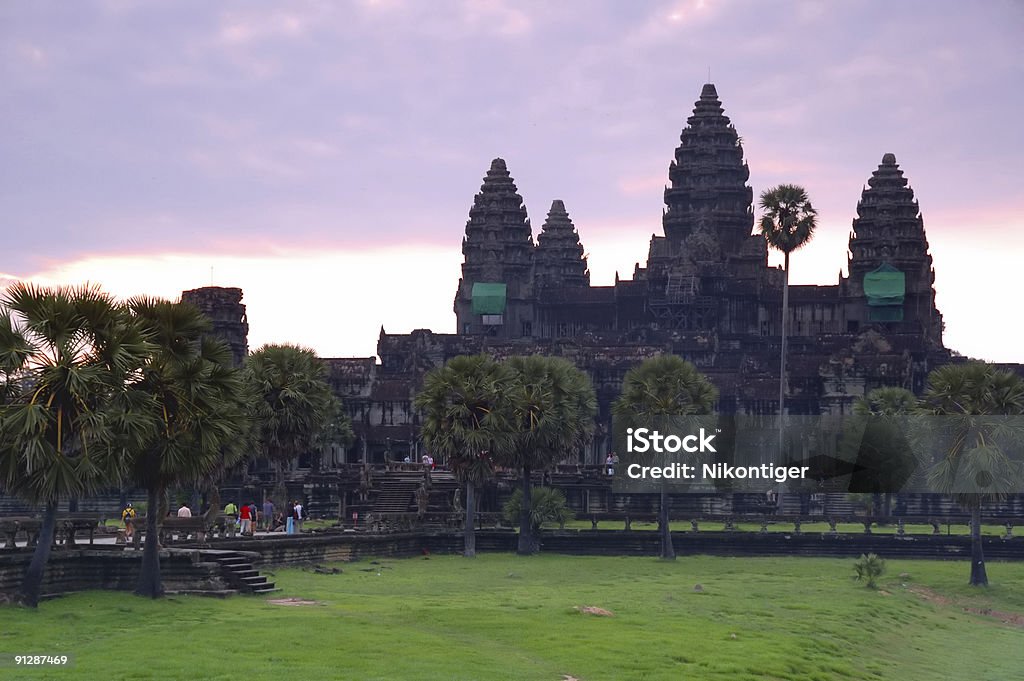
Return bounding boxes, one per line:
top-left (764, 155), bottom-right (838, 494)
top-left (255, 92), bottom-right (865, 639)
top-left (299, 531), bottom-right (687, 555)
top-left (463, 482), bottom-right (477, 558)
top-left (776, 252), bottom-right (791, 512)
top-left (136, 485), bottom-right (164, 598)
top-left (969, 504), bottom-right (988, 586)
top-left (20, 502), bottom-right (58, 608)
top-left (660, 485), bottom-right (675, 560)
top-left (517, 464), bottom-right (535, 555)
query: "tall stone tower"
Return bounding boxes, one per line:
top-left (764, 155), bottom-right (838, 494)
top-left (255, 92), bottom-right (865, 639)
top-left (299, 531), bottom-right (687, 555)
top-left (181, 286), bottom-right (249, 366)
top-left (843, 153), bottom-right (943, 345)
top-left (643, 83), bottom-right (767, 333)
top-left (534, 199), bottom-right (589, 290)
top-left (662, 83), bottom-right (755, 257)
top-left (454, 158), bottom-right (536, 338)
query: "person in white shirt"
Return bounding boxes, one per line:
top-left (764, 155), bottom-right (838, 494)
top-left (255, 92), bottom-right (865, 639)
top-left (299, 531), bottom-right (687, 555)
top-left (177, 504), bottom-right (192, 518)
top-left (293, 501), bottom-right (304, 533)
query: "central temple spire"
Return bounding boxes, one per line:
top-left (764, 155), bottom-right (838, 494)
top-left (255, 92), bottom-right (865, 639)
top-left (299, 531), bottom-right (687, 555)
top-left (662, 83), bottom-right (753, 259)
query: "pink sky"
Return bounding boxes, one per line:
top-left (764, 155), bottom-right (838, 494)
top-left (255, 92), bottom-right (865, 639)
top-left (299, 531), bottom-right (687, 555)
top-left (2, 1), bottom-right (1022, 361)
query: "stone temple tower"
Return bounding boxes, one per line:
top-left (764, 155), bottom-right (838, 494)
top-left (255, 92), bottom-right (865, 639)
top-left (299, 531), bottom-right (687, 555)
top-left (181, 286), bottom-right (249, 366)
top-left (843, 153), bottom-right (943, 346)
top-left (454, 158), bottom-right (536, 338)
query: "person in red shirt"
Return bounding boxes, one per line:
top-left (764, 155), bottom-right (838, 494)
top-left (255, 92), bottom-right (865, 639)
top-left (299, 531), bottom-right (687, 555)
top-left (239, 501), bottom-right (253, 536)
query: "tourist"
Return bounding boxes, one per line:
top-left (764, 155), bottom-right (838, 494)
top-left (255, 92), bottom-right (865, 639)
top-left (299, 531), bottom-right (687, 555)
top-left (224, 500), bottom-right (238, 537)
top-left (606, 453), bottom-right (615, 476)
top-left (177, 503), bottom-right (192, 518)
top-left (239, 501), bottom-right (253, 536)
top-left (293, 499), bottom-right (305, 533)
top-left (121, 503), bottom-right (136, 544)
top-left (262, 498), bottom-right (274, 531)
top-left (249, 501), bottom-right (260, 533)
top-left (272, 511), bottom-right (286, 532)
top-left (285, 500), bottom-right (295, 534)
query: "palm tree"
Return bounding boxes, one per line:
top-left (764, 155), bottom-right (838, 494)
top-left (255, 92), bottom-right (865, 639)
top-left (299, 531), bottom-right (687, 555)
top-left (918, 363), bottom-right (1024, 586)
top-left (758, 184), bottom-right (817, 508)
top-left (504, 356), bottom-right (596, 555)
top-left (414, 355), bottom-right (514, 557)
top-left (0, 283), bottom-right (150, 607)
top-left (246, 344), bottom-right (344, 500)
top-left (612, 355), bottom-right (717, 559)
top-left (849, 387), bottom-right (919, 516)
top-left (126, 298), bottom-right (251, 598)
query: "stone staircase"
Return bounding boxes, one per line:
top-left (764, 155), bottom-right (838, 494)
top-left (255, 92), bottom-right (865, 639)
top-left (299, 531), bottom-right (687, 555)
top-left (372, 472), bottom-right (423, 513)
top-left (209, 551), bottom-right (277, 594)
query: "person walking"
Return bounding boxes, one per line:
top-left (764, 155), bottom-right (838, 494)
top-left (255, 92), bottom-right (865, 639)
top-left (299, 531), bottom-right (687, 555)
top-left (224, 501), bottom-right (238, 537)
top-left (262, 498), bottom-right (274, 531)
top-left (285, 500), bottom-right (295, 535)
top-left (293, 499), bottom-right (305, 533)
top-left (239, 501), bottom-right (253, 536)
top-left (121, 503), bottom-right (136, 544)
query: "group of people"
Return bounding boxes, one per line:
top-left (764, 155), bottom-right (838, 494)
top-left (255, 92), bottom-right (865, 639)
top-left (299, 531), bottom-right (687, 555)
top-left (119, 497), bottom-right (310, 541)
top-left (605, 452), bottom-right (620, 476)
top-left (223, 498), bottom-right (306, 536)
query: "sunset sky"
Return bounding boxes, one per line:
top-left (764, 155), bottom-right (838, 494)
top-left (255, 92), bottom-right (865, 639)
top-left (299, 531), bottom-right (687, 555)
top-left (2, 1), bottom-right (1022, 361)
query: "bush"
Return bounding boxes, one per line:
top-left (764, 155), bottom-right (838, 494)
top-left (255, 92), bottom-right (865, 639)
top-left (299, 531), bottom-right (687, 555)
top-left (503, 487), bottom-right (573, 530)
top-left (853, 553), bottom-right (886, 588)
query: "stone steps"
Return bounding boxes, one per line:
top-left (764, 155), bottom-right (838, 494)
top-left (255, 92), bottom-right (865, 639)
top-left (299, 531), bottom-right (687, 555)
top-left (211, 552), bottom-right (277, 594)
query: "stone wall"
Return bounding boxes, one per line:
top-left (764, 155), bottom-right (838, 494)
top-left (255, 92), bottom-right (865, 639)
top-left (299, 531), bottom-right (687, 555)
top-left (0, 548), bottom-right (230, 599)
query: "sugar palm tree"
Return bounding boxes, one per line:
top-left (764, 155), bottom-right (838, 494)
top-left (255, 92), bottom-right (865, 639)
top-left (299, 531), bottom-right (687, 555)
top-left (612, 355), bottom-right (717, 559)
top-left (414, 355), bottom-right (514, 557)
top-left (758, 184), bottom-right (817, 507)
top-left (126, 298), bottom-right (251, 598)
top-left (0, 283), bottom-right (151, 607)
top-left (246, 344), bottom-right (344, 500)
top-left (504, 356), bottom-right (596, 555)
top-left (918, 363), bottom-right (1024, 586)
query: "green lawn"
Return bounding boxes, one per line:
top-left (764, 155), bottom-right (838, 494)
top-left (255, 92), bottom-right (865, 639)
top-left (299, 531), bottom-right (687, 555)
top-left (3, 555), bottom-right (1023, 680)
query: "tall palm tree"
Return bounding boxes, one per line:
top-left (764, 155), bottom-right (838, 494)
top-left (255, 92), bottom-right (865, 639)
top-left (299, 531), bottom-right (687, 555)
top-left (0, 283), bottom-right (150, 607)
top-left (126, 298), bottom-right (251, 598)
top-left (758, 184), bottom-right (817, 507)
top-left (414, 355), bottom-right (513, 557)
top-left (246, 344), bottom-right (344, 500)
top-left (504, 356), bottom-right (596, 555)
top-left (612, 355), bottom-right (717, 560)
top-left (918, 363), bottom-right (1024, 586)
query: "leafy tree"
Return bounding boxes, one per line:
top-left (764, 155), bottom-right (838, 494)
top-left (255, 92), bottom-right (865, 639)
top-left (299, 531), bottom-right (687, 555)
top-left (246, 344), bottom-right (346, 499)
top-left (848, 387), bottom-right (919, 516)
top-left (502, 486), bottom-right (572, 531)
top-left (414, 355), bottom-right (513, 557)
top-left (0, 283), bottom-right (150, 607)
top-left (917, 362), bottom-right (1024, 586)
top-left (503, 356), bottom-right (596, 555)
top-left (126, 298), bottom-right (251, 598)
top-left (758, 184), bottom-right (817, 477)
top-left (612, 355), bottom-right (717, 560)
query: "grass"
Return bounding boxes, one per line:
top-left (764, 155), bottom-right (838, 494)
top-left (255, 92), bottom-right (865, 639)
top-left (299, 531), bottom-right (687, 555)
top-left (3, 555), bottom-right (1023, 680)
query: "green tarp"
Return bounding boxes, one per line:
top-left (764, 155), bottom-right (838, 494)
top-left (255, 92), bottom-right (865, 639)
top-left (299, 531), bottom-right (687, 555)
top-left (471, 282), bottom-right (507, 315)
top-left (864, 264), bottom-right (905, 307)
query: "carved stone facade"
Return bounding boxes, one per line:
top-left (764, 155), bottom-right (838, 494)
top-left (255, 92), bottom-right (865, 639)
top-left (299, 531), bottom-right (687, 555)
top-left (191, 84), bottom-right (1001, 465)
top-left (181, 286), bottom-right (249, 366)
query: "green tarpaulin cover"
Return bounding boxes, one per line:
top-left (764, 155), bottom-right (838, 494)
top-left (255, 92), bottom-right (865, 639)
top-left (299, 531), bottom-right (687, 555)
top-left (869, 306), bottom-right (904, 322)
top-left (471, 282), bottom-right (507, 315)
top-left (864, 264), bottom-right (905, 307)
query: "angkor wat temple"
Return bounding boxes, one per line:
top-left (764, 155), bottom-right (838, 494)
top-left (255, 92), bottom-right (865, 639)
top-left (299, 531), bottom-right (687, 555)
top-left (197, 84), bottom-right (954, 466)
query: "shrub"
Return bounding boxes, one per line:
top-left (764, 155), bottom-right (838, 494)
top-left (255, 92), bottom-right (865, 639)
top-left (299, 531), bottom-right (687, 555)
top-left (853, 553), bottom-right (886, 588)
top-left (503, 487), bottom-right (573, 530)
